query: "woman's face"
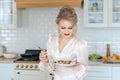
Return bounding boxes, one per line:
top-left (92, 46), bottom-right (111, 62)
top-left (58, 19), bottom-right (75, 39)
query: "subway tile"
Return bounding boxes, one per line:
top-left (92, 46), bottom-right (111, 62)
top-left (0, 8), bottom-right (120, 55)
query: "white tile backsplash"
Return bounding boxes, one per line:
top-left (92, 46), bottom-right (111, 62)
top-left (0, 7), bottom-right (120, 55)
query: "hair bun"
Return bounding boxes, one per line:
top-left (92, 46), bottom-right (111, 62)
top-left (56, 5), bottom-right (77, 25)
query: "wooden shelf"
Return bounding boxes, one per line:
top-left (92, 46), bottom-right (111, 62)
top-left (15, 0), bottom-right (83, 8)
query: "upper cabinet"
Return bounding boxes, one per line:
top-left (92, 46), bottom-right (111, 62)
top-left (84, 0), bottom-right (120, 28)
top-left (15, 0), bottom-right (83, 8)
top-left (109, 0), bottom-right (120, 27)
top-left (0, 0), bottom-right (16, 28)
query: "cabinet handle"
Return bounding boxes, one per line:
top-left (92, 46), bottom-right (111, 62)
top-left (17, 72), bottom-right (20, 74)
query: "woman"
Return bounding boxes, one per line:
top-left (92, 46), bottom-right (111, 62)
top-left (39, 5), bottom-right (88, 80)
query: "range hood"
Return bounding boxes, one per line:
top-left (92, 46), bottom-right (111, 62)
top-left (15, 0), bottom-right (83, 8)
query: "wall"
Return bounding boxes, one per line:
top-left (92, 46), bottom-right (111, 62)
top-left (0, 7), bottom-right (120, 55)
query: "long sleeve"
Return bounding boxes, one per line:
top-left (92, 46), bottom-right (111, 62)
top-left (73, 39), bottom-right (88, 80)
top-left (39, 34), bottom-right (55, 72)
top-left (38, 61), bottom-right (52, 72)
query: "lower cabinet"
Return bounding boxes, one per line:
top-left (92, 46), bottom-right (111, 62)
top-left (112, 67), bottom-right (120, 80)
top-left (83, 66), bottom-right (112, 80)
top-left (14, 70), bottom-right (48, 80)
top-left (1, 63), bottom-right (120, 80)
top-left (0, 63), bottom-right (14, 80)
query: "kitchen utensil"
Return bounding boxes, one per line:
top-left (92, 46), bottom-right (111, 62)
top-left (20, 49), bottom-right (41, 61)
top-left (0, 44), bottom-right (4, 56)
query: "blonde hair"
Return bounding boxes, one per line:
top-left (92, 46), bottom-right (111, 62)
top-left (56, 5), bottom-right (78, 35)
top-left (56, 5), bottom-right (77, 26)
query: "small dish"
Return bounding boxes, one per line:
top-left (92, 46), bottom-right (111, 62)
top-left (54, 61), bottom-right (78, 67)
top-left (3, 52), bottom-right (18, 59)
top-left (59, 62), bottom-right (79, 67)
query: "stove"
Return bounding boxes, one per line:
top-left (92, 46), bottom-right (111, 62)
top-left (14, 49), bottom-right (41, 70)
top-left (13, 49), bottom-right (52, 80)
top-left (14, 61), bottom-right (39, 69)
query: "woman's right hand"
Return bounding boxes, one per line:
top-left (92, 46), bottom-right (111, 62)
top-left (39, 49), bottom-right (49, 63)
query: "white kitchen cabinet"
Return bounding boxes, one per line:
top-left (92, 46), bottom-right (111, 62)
top-left (84, 0), bottom-right (120, 28)
top-left (0, 63), bottom-right (14, 80)
top-left (112, 67), bottom-right (120, 80)
top-left (109, 0), bottom-right (120, 27)
top-left (83, 66), bottom-right (112, 80)
top-left (0, 0), bottom-right (16, 28)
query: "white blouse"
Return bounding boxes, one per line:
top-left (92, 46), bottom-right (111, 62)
top-left (39, 34), bottom-right (88, 80)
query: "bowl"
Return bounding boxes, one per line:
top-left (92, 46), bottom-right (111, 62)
top-left (3, 52), bottom-right (18, 58)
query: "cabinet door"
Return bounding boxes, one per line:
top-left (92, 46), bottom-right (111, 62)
top-left (84, 0), bottom-right (108, 28)
top-left (112, 67), bottom-right (120, 80)
top-left (0, 64), bottom-right (14, 80)
top-left (109, 0), bottom-right (120, 27)
top-left (84, 77), bottom-right (111, 80)
top-left (83, 66), bottom-right (112, 80)
top-left (0, 0), bottom-right (16, 28)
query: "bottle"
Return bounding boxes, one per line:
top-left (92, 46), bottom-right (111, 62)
top-left (106, 44), bottom-right (110, 56)
top-left (92, 2), bottom-right (98, 11)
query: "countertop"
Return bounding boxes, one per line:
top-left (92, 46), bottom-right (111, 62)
top-left (0, 56), bottom-right (16, 64)
top-left (89, 61), bottom-right (120, 67)
top-left (1, 57), bottom-right (120, 67)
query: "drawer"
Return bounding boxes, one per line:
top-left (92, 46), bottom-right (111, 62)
top-left (86, 66), bottom-right (112, 77)
top-left (84, 77), bottom-right (112, 80)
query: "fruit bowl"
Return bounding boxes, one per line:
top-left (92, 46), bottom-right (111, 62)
top-left (3, 52), bottom-right (18, 59)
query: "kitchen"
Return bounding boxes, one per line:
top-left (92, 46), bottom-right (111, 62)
top-left (0, 0), bottom-right (120, 80)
